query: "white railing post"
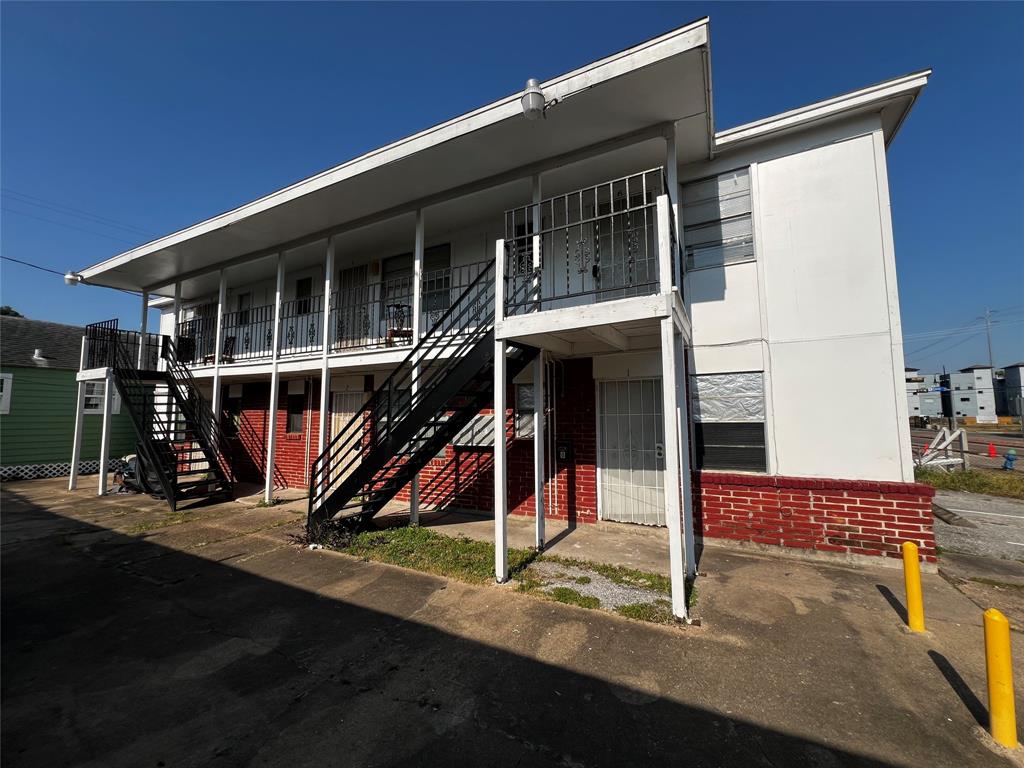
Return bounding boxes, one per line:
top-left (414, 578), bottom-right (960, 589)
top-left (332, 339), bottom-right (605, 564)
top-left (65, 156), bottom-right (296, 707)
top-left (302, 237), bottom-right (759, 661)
top-left (137, 292), bottom-right (149, 369)
top-left (664, 131), bottom-right (682, 289)
top-left (657, 194), bottom-right (673, 295)
top-left (531, 174), bottom-right (542, 305)
top-left (533, 350), bottom-right (545, 549)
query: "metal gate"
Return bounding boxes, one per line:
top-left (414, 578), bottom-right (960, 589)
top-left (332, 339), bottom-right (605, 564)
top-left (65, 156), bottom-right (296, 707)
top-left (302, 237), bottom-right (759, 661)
top-left (597, 378), bottom-right (665, 526)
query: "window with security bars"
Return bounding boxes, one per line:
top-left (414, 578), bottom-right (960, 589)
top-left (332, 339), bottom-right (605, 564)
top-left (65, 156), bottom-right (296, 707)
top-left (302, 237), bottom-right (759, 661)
top-left (682, 167), bottom-right (755, 271)
top-left (689, 372), bottom-right (766, 472)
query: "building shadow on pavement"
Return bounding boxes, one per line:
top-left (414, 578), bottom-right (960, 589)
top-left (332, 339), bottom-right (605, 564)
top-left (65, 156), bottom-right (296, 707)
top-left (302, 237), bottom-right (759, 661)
top-left (2, 487), bottom-right (897, 768)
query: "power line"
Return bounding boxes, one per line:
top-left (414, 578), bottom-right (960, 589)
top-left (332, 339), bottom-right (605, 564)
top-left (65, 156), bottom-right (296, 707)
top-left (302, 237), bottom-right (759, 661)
top-left (1, 254), bottom-right (143, 296)
top-left (1, 188), bottom-right (156, 237)
top-left (1, 254), bottom-right (66, 277)
top-left (1, 206), bottom-right (140, 245)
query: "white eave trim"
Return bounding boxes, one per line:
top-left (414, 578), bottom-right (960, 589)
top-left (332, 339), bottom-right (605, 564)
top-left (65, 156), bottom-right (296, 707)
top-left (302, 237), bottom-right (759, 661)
top-left (713, 69), bottom-right (931, 151)
top-left (78, 17), bottom-right (709, 281)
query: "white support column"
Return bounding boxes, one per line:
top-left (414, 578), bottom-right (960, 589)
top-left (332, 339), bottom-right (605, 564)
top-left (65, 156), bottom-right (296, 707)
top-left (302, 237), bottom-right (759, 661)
top-left (172, 282), bottom-right (182, 345)
top-left (137, 292), bottom-right (149, 369)
top-left (531, 174), bottom-right (542, 303)
top-left (265, 254), bottom-right (285, 503)
top-left (660, 317), bottom-right (688, 619)
top-left (674, 331), bottom-right (697, 578)
top-left (657, 195), bottom-right (673, 295)
top-left (494, 238), bottom-right (508, 581)
top-left (98, 369), bottom-right (113, 496)
top-left (317, 238), bottom-right (335, 465)
top-left (211, 271), bottom-right (227, 424)
top-left (533, 351), bottom-right (545, 549)
top-left (68, 337), bottom-right (88, 490)
top-left (665, 131), bottom-right (682, 288)
top-left (409, 210), bottom-right (425, 524)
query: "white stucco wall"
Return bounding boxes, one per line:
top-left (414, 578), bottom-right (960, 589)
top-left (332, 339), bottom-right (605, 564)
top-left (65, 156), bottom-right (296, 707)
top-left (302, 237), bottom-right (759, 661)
top-left (682, 116), bottom-right (914, 483)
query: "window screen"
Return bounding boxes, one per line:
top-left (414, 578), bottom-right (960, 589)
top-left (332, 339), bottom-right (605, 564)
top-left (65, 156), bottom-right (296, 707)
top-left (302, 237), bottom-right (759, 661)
top-left (682, 168), bottom-right (754, 270)
top-left (286, 394), bottom-right (304, 433)
top-left (83, 381), bottom-right (121, 415)
top-left (515, 384), bottom-right (535, 439)
top-left (689, 372), bottom-right (766, 472)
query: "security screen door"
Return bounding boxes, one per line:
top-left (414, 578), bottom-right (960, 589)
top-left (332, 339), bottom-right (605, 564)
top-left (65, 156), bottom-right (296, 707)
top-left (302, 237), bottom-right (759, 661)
top-left (598, 378), bottom-right (666, 526)
top-left (329, 391), bottom-right (367, 486)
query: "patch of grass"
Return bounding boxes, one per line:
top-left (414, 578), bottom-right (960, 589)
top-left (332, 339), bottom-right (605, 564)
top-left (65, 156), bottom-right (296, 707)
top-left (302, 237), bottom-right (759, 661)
top-left (547, 587), bottom-right (600, 609)
top-left (969, 577), bottom-right (1024, 591)
top-left (616, 599), bottom-right (675, 624)
top-left (574, 575), bottom-right (592, 585)
top-left (127, 511), bottom-right (195, 533)
top-left (915, 467), bottom-right (1024, 500)
top-left (255, 497), bottom-right (282, 508)
top-left (341, 526), bottom-right (536, 585)
top-left (539, 555), bottom-right (672, 594)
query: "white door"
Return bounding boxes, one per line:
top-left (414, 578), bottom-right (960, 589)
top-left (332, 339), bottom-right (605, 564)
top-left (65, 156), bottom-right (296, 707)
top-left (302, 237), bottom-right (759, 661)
top-left (329, 391), bottom-right (367, 487)
top-left (598, 378), bottom-right (665, 526)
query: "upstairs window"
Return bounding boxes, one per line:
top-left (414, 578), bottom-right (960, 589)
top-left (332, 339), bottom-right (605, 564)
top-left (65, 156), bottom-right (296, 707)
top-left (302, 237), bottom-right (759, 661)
top-left (295, 277), bottom-right (313, 315)
top-left (682, 167), bottom-right (754, 271)
top-left (689, 371), bottom-right (766, 472)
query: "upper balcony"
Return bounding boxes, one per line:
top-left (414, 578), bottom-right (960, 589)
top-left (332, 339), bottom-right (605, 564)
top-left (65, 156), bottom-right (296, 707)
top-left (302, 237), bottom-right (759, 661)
top-left (496, 167), bottom-right (685, 353)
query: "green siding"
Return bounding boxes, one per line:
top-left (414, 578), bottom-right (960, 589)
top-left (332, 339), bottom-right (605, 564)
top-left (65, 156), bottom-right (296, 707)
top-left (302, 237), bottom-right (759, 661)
top-left (0, 367), bottom-right (136, 467)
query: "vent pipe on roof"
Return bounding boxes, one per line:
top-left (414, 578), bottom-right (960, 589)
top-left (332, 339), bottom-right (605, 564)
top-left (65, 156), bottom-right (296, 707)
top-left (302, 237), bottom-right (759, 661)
top-left (32, 349), bottom-right (45, 360)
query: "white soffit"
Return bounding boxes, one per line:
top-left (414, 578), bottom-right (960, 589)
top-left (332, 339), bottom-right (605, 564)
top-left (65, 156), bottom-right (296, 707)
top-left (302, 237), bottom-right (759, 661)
top-left (78, 17), bottom-right (711, 295)
top-left (714, 69), bottom-right (931, 153)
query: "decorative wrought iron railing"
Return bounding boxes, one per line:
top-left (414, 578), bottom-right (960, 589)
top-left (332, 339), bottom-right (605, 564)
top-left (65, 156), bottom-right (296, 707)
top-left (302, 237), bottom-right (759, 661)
top-left (503, 167), bottom-right (668, 315)
top-left (279, 294), bottom-right (324, 357)
top-left (177, 315), bottom-right (218, 364)
top-left (421, 260), bottom-right (492, 330)
top-left (328, 274), bottom-right (415, 351)
top-left (220, 303), bottom-right (276, 361)
top-left (85, 319), bottom-right (164, 370)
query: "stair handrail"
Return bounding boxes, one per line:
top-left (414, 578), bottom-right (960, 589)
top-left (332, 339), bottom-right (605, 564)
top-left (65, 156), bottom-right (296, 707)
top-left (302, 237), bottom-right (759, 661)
top-left (161, 336), bottom-right (235, 483)
top-left (308, 260), bottom-right (496, 514)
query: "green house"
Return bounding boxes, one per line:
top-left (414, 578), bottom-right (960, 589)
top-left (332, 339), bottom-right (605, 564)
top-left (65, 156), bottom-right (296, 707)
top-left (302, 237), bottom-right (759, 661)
top-left (0, 316), bottom-right (135, 480)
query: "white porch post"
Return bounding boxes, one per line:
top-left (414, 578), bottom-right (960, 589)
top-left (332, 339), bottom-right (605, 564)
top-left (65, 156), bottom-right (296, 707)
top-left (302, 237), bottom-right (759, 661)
top-left (69, 336), bottom-right (88, 490)
top-left (172, 282), bottom-right (182, 345)
top-left (531, 174), bottom-right (545, 548)
top-left (658, 193), bottom-right (688, 619)
top-left (97, 369), bottom-right (113, 496)
top-left (409, 209), bottom-right (425, 523)
top-left (265, 253), bottom-right (285, 503)
top-left (674, 330), bottom-right (697, 578)
top-left (317, 238), bottom-right (335, 467)
top-left (137, 292), bottom-right (149, 369)
top-left (665, 131), bottom-right (682, 286)
top-left (494, 237), bottom-right (508, 581)
top-left (533, 351), bottom-right (545, 549)
top-left (211, 271), bottom-right (227, 424)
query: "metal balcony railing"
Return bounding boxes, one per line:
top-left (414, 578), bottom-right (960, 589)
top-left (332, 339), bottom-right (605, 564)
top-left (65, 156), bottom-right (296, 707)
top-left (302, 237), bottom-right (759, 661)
top-left (503, 167), bottom-right (668, 316)
top-left (279, 295), bottom-right (324, 357)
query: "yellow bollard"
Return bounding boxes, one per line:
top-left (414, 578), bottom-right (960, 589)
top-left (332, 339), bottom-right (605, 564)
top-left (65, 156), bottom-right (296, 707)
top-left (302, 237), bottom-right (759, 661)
top-left (901, 541), bottom-right (925, 632)
top-left (984, 608), bottom-right (1018, 749)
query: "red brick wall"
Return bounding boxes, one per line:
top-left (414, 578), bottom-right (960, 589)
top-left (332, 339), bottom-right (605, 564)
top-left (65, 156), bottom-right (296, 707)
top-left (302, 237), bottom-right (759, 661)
top-left (397, 358), bottom-right (598, 524)
top-left (693, 472), bottom-right (937, 563)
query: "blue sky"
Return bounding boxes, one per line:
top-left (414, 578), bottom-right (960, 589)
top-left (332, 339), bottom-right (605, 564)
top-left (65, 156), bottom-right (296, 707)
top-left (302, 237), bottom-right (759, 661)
top-left (2, 2), bottom-right (1022, 372)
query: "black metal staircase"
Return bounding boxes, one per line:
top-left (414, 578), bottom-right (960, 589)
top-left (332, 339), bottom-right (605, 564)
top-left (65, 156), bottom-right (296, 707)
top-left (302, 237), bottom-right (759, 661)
top-left (308, 261), bottom-right (537, 527)
top-left (87, 322), bottom-right (234, 510)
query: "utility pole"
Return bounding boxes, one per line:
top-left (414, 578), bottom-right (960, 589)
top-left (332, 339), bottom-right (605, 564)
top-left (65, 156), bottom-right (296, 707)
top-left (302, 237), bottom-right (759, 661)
top-left (984, 308), bottom-right (995, 372)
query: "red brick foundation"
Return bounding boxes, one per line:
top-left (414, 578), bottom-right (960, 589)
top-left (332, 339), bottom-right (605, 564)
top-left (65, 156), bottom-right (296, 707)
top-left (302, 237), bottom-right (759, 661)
top-left (694, 472), bottom-right (936, 563)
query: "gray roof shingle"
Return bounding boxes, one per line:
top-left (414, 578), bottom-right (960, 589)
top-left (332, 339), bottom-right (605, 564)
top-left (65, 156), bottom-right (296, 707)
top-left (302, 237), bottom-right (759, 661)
top-left (0, 316), bottom-right (86, 370)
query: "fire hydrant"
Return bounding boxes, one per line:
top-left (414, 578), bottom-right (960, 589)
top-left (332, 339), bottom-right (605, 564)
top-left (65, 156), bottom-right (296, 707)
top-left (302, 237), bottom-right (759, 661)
top-left (1004, 449), bottom-right (1018, 471)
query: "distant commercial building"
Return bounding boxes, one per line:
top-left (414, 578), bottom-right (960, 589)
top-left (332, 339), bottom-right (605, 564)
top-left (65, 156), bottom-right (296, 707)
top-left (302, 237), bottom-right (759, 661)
top-left (905, 368), bottom-right (943, 418)
top-left (999, 363), bottom-right (1024, 417)
top-left (941, 365), bottom-right (997, 424)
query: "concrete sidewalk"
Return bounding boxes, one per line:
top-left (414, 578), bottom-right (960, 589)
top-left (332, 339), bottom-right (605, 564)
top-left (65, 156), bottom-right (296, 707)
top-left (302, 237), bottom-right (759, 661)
top-left (2, 478), bottom-right (1022, 767)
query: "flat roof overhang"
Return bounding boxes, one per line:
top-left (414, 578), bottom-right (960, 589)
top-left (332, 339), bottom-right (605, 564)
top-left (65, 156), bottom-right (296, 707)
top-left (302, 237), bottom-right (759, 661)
top-left (78, 18), bottom-right (712, 298)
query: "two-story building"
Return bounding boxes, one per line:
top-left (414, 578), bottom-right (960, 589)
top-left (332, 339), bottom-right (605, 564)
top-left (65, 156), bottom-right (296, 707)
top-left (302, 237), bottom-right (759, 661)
top-left (65, 17), bottom-right (936, 620)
